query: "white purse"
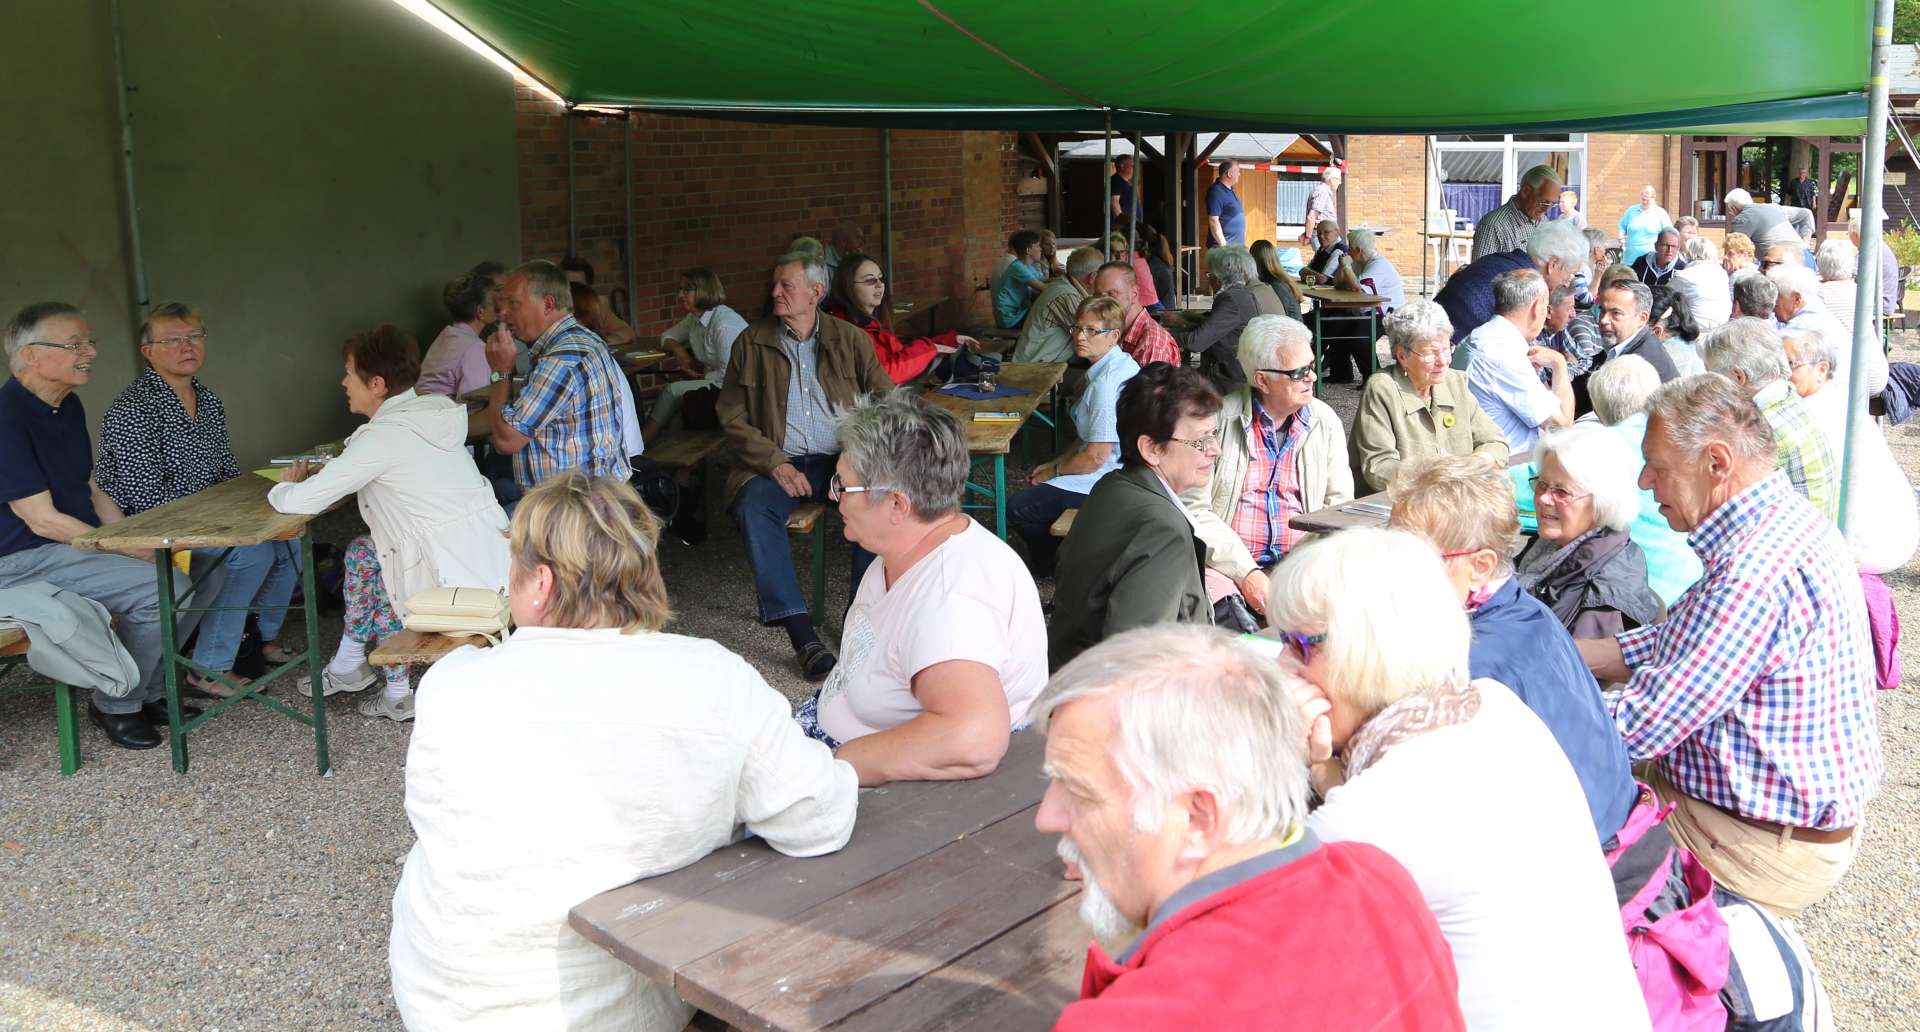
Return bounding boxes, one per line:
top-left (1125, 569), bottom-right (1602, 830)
top-left (402, 587), bottom-right (511, 644)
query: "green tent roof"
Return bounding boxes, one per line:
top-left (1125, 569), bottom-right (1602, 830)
top-left (426, 0), bottom-right (1870, 135)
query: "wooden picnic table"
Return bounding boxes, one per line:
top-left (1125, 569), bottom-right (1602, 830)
top-left (1291, 451), bottom-right (1533, 535)
top-left (1297, 285), bottom-right (1388, 400)
top-left (921, 362), bottom-right (1068, 539)
top-left (569, 731), bottom-right (1085, 1032)
top-left (71, 473), bottom-right (332, 774)
top-left (893, 295), bottom-right (950, 335)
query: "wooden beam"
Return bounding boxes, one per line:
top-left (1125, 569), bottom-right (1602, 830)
top-left (1046, 139), bottom-right (1063, 232)
top-left (1135, 136), bottom-right (1163, 161)
top-left (1020, 133), bottom-right (1056, 177)
top-left (1197, 132), bottom-right (1231, 163)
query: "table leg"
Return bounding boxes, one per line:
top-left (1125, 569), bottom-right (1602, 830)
top-left (994, 454), bottom-right (1007, 540)
top-left (1310, 306), bottom-right (1325, 400)
top-left (153, 547), bottom-right (189, 774)
top-left (300, 532), bottom-right (331, 777)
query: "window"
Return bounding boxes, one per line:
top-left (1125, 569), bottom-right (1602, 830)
top-left (1431, 134), bottom-right (1586, 227)
top-left (1681, 135), bottom-right (1861, 228)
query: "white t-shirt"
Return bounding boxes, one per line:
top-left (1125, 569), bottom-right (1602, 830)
top-left (1804, 384), bottom-right (1918, 574)
top-left (817, 520), bottom-right (1048, 743)
top-left (1353, 255), bottom-right (1405, 311)
top-left (1308, 679), bottom-right (1650, 1032)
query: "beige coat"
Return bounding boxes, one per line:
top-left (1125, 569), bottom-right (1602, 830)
top-left (1182, 392), bottom-right (1353, 582)
top-left (1349, 365), bottom-right (1509, 493)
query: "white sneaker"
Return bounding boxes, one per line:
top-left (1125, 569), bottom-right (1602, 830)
top-left (358, 691), bottom-right (415, 722)
top-left (292, 661), bottom-right (377, 698)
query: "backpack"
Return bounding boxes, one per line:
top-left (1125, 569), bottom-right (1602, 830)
top-left (1606, 785), bottom-right (1730, 1031)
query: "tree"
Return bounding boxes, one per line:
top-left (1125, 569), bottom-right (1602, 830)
top-left (1899, 0), bottom-right (1920, 44)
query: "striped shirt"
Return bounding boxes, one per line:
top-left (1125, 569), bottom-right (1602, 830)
top-left (1228, 400), bottom-right (1310, 567)
top-left (502, 314), bottom-right (631, 488)
top-left (1607, 471), bottom-right (1881, 829)
top-left (1752, 380), bottom-right (1836, 520)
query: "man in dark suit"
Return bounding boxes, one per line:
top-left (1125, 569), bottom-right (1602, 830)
top-left (1591, 280), bottom-right (1680, 383)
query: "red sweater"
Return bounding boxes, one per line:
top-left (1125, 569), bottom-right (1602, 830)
top-left (1057, 839), bottom-right (1464, 1032)
top-left (824, 304), bottom-right (952, 384)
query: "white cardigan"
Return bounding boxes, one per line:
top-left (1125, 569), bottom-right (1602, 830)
top-left (389, 627), bottom-right (859, 1031)
top-left (269, 390), bottom-right (509, 606)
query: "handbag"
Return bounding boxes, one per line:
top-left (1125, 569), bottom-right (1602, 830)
top-left (402, 587), bottom-right (511, 644)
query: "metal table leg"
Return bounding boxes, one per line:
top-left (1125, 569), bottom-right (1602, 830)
top-left (153, 549), bottom-right (189, 773)
top-left (299, 532), bottom-right (331, 777)
top-left (993, 454), bottom-right (1007, 540)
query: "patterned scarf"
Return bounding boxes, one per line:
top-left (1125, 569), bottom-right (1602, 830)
top-left (1341, 681), bottom-right (1482, 779)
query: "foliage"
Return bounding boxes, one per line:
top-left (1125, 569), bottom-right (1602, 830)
top-left (1886, 223), bottom-right (1920, 267)
top-left (1900, 0), bottom-right (1920, 44)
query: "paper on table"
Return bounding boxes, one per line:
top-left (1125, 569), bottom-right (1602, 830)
top-left (254, 468), bottom-right (284, 483)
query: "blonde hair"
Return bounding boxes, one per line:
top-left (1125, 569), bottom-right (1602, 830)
top-left (1386, 453), bottom-right (1522, 575)
top-left (1075, 294), bottom-right (1127, 331)
top-left (1723, 232), bottom-right (1755, 261)
top-left (509, 473), bottom-right (671, 632)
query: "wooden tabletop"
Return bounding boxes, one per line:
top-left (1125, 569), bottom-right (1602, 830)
top-left (73, 473), bottom-right (320, 552)
top-left (892, 295), bottom-right (949, 317)
top-left (1298, 284), bottom-right (1388, 308)
top-left (1292, 451), bottom-right (1532, 534)
top-left (922, 362), bottom-right (1067, 455)
top-left (569, 731), bottom-right (1083, 1032)
top-left (0, 625), bottom-right (25, 657)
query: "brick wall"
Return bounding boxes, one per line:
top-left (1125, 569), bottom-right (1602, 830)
top-left (513, 80), bottom-right (1023, 393)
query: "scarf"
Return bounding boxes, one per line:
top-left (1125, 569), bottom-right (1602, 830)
top-left (1340, 680), bottom-right (1482, 779)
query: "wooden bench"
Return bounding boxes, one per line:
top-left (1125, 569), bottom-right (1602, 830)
top-left (369, 630), bottom-right (492, 668)
top-left (1050, 508), bottom-right (1078, 537)
top-left (648, 429), bottom-right (728, 470)
top-left (0, 625), bottom-right (80, 775)
top-left (787, 502), bottom-right (831, 622)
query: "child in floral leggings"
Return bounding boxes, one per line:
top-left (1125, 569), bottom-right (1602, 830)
top-left (302, 535), bottom-right (414, 720)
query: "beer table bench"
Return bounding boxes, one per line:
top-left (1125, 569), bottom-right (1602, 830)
top-left (921, 362), bottom-right (1068, 540)
top-left (1297, 284), bottom-right (1388, 399)
top-left (569, 731), bottom-right (1087, 1031)
top-left (72, 473), bottom-right (332, 775)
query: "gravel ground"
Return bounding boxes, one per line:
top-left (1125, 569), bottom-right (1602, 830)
top-left (3, 334), bottom-right (1918, 1030)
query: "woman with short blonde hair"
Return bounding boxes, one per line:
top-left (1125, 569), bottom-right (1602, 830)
top-left (650, 266), bottom-right (748, 438)
top-left (390, 472), bottom-right (858, 1032)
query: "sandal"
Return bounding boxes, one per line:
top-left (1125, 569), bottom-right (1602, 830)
top-left (181, 671), bottom-right (240, 700)
top-left (261, 643), bottom-right (296, 665)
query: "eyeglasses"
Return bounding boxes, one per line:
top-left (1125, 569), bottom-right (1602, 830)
top-left (1280, 630), bottom-right (1327, 664)
top-left (1069, 325), bottom-right (1119, 339)
top-left (828, 472), bottom-right (892, 502)
top-left (1438, 548), bottom-right (1483, 560)
top-left (26, 339), bottom-right (96, 353)
top-left (1258, 364), bottom-right (1316, 382)
top-left (1758, 259), bottom-right (1786, 270)
top-left (1407, 345), bottom-right (1453, 363)
top-left (855, 276), bottom-right (887, 288)
top-left (149, 330), bottom-right (207, 350)
top-left (1529, 477), bottom-right (1592, 504)
top-left (1168, 431), bottom-right (1219, 452)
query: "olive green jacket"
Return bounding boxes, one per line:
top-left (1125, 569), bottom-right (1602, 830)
top-left (1048, 464), bottom-right (1209, 671)
top-left (1349, 365), bottom-right (1509, 493)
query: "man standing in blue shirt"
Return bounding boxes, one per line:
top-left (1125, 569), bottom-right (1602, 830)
top-left (1207, 160), bottom-right (1246, 246)
top-left (0, 301), bottom-right (202, 750)
top-left (1109, 154), bottom-right (1138, 225)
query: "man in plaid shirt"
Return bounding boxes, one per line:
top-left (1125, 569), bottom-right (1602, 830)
top-left (1093, 262), bottom-right (1179, 368)
top-left (1701, 318), bottom-right (1837, 518)
top-left (476, 260), bottom-right (632, 494)
top-left (1578, 373), bottom-right (1879, 915)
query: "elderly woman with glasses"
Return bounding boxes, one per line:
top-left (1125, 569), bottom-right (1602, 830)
top-left (1050, 364), bottom-right (1220, 670)
top-left (789, 391), bottom-right (1046, 786)
top-left (389, 473), bottom-right (857, 1031)
top-left (1268, 527), bottom-right (1647, 1029)
top-left (647, 267), bottom-right (747, 440)
top-left (1008, 296), bottom-right (1141, 576)
top-left (1349, 300), bottom-right (1508, 493)
top-left (1513, 424), bottom-right (1664, 639)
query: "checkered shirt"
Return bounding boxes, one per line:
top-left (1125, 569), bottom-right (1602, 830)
top-left (1607, 471), bottom-right (1881, 829)
top-left (1753, 380), bottom-right (1837, 520)
top-left (1228, 400), bottom-right (1309, 567)
top-left (1470, 198), bottom-right (1540, 261)
top-left (502, 314), bottom-right (631, 488)
top-left (1118, 309), bottom-right (1180, 367)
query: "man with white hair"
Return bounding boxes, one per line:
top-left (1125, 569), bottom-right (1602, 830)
top-left (1784, 328), bottom-right (1919, 575)
top-left (1724, 188), bottom-right (1817, 255)
top-left (1162, 245), bottom-right (1270, 392)
top-left (1184, 316), bottom-right (1352, 621)
top-left (1471, 164), bottom-right (1563, 260)
top-left (1578, 373), bottom-right (1880, 914)
top-left (1303, 166), bottom-right (1342, 245)
top-left (1464, 269), bottom-right (1574, 454)
top-left (1014, 245), bottom-right (1105, 364)
top-left (1036, 625), bottom-right (1463, 1026)
top-left (1700, 318), bottom-right (1836, 518)
top-left (1769, 261), bottom-right (1884, 398)
top-left (1813, 238), bottom-right (1859, 333)
top-left (1730, 269), bottom-right (1778, 320)
top-left (1437, 218), bottom-right (1588, 346)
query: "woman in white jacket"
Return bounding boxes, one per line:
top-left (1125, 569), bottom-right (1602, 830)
top-left (389, 472), bottom-right (858, 1031)
top-left (271, 326), bottom-right (509, 720)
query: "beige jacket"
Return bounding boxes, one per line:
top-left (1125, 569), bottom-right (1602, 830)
top-left (1181, 392), bottom-right (1353, 582)
top-left (1349, 365), bottom-right (1509, 493)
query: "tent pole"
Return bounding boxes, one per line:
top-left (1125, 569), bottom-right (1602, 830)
top-left (624, 111), bottom-right (638, 325)
top-left (565, 107), bottom-right (577, 257)
top-left (1129, 132), bottom-right (1140, 261)
top-left (1840, 0), bottom-right (1895, 536)
top-left (1171, 134), bottom-right (1184, 298)
top-left (882, 129), bottom-right (894, 296)
top-left (1103, 111), bottom-right (1113, 258)
top-left (109, 0), bottom-right (150, 321)
top-left (1421, 135), bottom-right (1431, 297)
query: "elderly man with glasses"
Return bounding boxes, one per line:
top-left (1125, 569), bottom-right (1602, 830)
top-left (94, 302), bottom-right (300, 702)
top-left (0, 301), bottom-right (202, 750)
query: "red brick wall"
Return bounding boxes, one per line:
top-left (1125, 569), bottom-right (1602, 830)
top-left (513, 80), bottom-right (1023, 393)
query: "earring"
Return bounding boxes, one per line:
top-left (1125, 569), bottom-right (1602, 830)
top-left (533, 599), bottom-right (543, 608)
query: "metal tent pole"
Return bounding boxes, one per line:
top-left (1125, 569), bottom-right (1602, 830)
top-left (1103, 111), bottom-right (1113, 258)
top-left (1129, 132), bottom-right (1141, 260)
top-left (882, 129), bottom-right (894, 296)
top-left (624, 112), bottom-right (638, 324)
top-left (1840, 0), bottom-right (1895, 535)
top-left (1421, 136), bottom-right (1432, 297)
top-left (109, 0), bottom-right (150, 320)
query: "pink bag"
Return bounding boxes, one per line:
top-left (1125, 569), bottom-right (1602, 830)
top-left (1861, 572), bottom-right (1901, 690)
top-left (1607, 786), bottom-right (1730, 1031)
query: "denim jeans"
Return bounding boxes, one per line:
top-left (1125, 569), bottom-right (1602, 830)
top-left (1008, 483), bottom-right (1084, 576)
top-left (731, 453), bottom-right (874, 625)
top-left (189, 540), bottom-right (299, 673)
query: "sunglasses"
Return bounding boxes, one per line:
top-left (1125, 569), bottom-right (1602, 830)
top-left (1280, 630), bottom-right (1327, 664)
top-left (1258, 364), bottom-right (1316, 382)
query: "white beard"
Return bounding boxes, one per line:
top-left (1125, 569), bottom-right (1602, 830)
top-left (1057, 838), bottom-right (1143, 955)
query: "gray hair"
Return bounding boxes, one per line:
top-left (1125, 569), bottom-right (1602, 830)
top-left (1519, 164), bottom-right (1562, 191)
top-left (138, 301), bottom-right (202, 349)
top-left (1033, 624), bottom-right (1309, 845)
top-left (1784, 328), bottom-right (1837, 381)
top-left (1206, 244), bottom-right (1257, 287)
top-left (1065, 245), bottom-right (1106, 283)
top-left (1766, 262), bottom-right (1819, 304)
top-left (1815, 239), bottom-right (1857, 281)
top-left (1582, 227), bottom-right (1610, 251)
top-left (1383, 299), bottom-right (1454, 357)
top-left (1684, 235), bottom-right (1720, 263)
top-left (1527, 218), bottom-right (1588, 272)
top-left (1730, 270), bottom-right (1779, 318)
top-left (1587, 354), bottom-right (1660, 424)
top-left (1724, 188), bottom-right (1754, 211)
top-left (1236, 315), bottom-right (1313, 381)
top-left (1538, 423), bottom-right (1642, 533)
top-left (1602, 278), bottom-right (1654, 317)
top-left (1322, 166), bottom-right (1343, 183)
top-left (1702, 317), bottom-right (1789, 388)
top-left (4, 301), bottom-right (82, 375)
top-left (1491, 268), bottom-right (1547, 316)
top-left (1647, 372), bottom-right (1776, 465)
top-left (513, 259), bottom-right (572, 308)
top-left (834, 388), bottom-right (968, 519)
top-left (774, 251), bottom-right (831, 293)
top-left (1345, 229), bottom-right (1379, 261)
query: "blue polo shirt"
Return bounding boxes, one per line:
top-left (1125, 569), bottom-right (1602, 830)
top-left (0, 377), bottom-right (97, 558)
top-left (1207, 180), bottom-right (1244, 244)
top-left (1468, 578), bottom-right (1638, 844)
top-left (1435, 248), bottom-right (1534, 349)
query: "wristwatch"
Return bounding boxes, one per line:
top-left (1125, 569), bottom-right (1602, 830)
top-left (489, 371), bottom-right (509, 384)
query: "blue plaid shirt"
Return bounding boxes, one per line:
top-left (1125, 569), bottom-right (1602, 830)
top-left (1607, 472), bottom-right (1881, 829)
top-left (502, 314), bottom-right (630, 488)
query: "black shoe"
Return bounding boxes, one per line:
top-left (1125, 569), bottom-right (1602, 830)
top-left (140, 700), bottom-right (203, 725)
top-left (89, 705), bottom-right (162, 749)
top-left (796, 641), bottom-right (837, 681)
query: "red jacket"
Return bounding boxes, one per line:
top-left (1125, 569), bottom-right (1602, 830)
top-left (1057, 838), bottom-right (1464, 1032)
top-left (824, 303), bottom-right (952, 384)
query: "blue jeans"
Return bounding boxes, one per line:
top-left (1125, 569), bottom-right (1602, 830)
top-left (731, 453), bottom-right (874, 625)
top-left (1008, 483), bottom-right (1084, 576)
top-left (190, 541), bottom-right (299, 672)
